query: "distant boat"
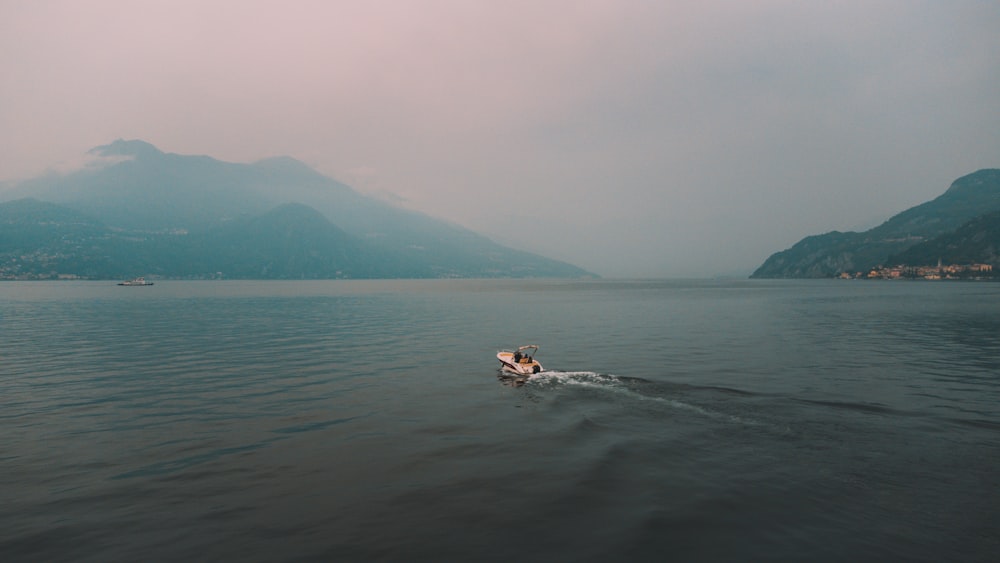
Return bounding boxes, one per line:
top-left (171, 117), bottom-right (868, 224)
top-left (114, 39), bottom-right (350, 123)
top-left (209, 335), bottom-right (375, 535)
top-left (118, 277), bottom-right (154, 286)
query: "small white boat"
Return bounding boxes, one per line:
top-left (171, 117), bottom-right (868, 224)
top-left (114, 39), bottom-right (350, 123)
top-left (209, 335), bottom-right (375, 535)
top-left (497, 345), bottom-right (543, 375)
top-left (118, 277), bottom-right (154, 286)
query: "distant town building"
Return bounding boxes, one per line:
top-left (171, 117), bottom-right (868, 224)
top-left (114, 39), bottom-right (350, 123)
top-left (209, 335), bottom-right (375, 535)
top-left (841, 263), bottom-right (995, 280)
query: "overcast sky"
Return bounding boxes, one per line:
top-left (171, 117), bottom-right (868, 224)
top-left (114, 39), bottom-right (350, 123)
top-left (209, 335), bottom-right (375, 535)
top-left (2, 1), bottom-right (998, 277)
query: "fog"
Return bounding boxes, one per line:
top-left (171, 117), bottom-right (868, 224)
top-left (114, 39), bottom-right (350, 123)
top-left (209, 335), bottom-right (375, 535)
top-left (2, 0), bottom-right (998, 277)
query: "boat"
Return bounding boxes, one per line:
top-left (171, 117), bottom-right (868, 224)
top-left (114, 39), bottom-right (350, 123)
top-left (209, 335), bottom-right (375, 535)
top-left (118, 277), bottom-right (154, 286)
top-left (497, 345), bottom-right (543, 375)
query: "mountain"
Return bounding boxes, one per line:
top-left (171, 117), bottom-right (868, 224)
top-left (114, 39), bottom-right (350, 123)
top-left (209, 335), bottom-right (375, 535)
top-left (1, 140), bottom-right (592, 279)
top-left (0, 198), bottom-right (116, 278)
top-left (10, 140), bottom-right (271, 231)
top-left (888, 210), bottom-right (1000, 267)
top-left (0, 199), bottom-right (395, 279)
top-left (180, 203), bottom-right (422, 279)
top-left (751, 169), bottom-right (1000, 278)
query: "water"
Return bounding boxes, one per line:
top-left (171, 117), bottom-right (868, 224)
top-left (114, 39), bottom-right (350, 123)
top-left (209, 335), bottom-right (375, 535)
top-left (2, 279), bottom-right (998, 561)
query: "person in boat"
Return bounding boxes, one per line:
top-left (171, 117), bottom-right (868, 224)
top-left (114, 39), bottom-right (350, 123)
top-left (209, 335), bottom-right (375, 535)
top-left (513, 350), bottom-right (522, 363)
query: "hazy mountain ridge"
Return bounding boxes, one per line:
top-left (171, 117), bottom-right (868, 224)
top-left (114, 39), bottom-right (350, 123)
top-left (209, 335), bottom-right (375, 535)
top-left (0, 140), bottom-right (592, 279)
top-left (11, 140), bottom-right (272, 231)
top-left (751, 169), bottom-right (1000, 278)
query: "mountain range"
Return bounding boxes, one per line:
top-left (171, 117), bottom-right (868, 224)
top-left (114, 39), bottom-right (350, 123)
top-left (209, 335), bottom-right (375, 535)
top-left (751, 169), bottom-right (1000, 278)
top-left (0, 140), bottom-right (592, 280)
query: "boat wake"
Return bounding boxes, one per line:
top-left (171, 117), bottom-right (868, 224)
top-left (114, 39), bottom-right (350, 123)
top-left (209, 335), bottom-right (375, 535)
top-left (526, 370), bottom-right (623, 389)
top-left (504, 370), bottom-right (761, 426)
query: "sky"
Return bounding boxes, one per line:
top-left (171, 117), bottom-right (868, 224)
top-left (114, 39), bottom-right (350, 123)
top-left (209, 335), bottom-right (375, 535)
top-left (2, 0), bottom-right (999, 278)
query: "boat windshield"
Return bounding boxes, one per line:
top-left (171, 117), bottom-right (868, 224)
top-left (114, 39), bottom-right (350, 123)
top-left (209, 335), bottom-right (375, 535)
top-left (516, 345), bottom-right (538, 357)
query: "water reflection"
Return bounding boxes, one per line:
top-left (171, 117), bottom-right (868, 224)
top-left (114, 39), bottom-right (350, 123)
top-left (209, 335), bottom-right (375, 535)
top-left (496, 372), bottom-right (529, 387)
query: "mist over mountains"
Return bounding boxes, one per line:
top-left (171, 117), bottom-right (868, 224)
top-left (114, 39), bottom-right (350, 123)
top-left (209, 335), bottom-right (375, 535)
top-left (0, 140), bottom-right (592, 280)
top-left (752, 169), bottom-right (1000, 278)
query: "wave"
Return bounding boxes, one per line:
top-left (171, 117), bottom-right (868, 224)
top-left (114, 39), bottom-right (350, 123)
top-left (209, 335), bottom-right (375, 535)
top-left (795, 397), bottom-right (904, 416)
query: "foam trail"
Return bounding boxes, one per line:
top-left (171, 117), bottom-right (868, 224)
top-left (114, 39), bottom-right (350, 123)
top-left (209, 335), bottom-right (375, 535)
top-left (525, 370), bottom-right (760, 426)
top-left (528, 370), bottom-right (622, 388)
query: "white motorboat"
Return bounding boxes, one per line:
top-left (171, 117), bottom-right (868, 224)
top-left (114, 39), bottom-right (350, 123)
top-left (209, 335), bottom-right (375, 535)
top-left (118, 277), bottom-right (154, 286)
top-left (497, 345), bottom-right (543, 375)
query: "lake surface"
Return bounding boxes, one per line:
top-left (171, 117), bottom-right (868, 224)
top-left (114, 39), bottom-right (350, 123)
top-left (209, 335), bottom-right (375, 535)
top-left (2, 279), bottom-right (998, 561)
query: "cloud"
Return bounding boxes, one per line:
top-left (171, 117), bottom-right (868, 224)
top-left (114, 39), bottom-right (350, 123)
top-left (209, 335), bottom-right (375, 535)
top-left (46, 153), bottom-right (135, 177)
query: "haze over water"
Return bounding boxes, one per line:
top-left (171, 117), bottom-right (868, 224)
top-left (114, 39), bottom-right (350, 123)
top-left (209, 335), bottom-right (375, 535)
top-left (3, 279), bottom-right (998, 561)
